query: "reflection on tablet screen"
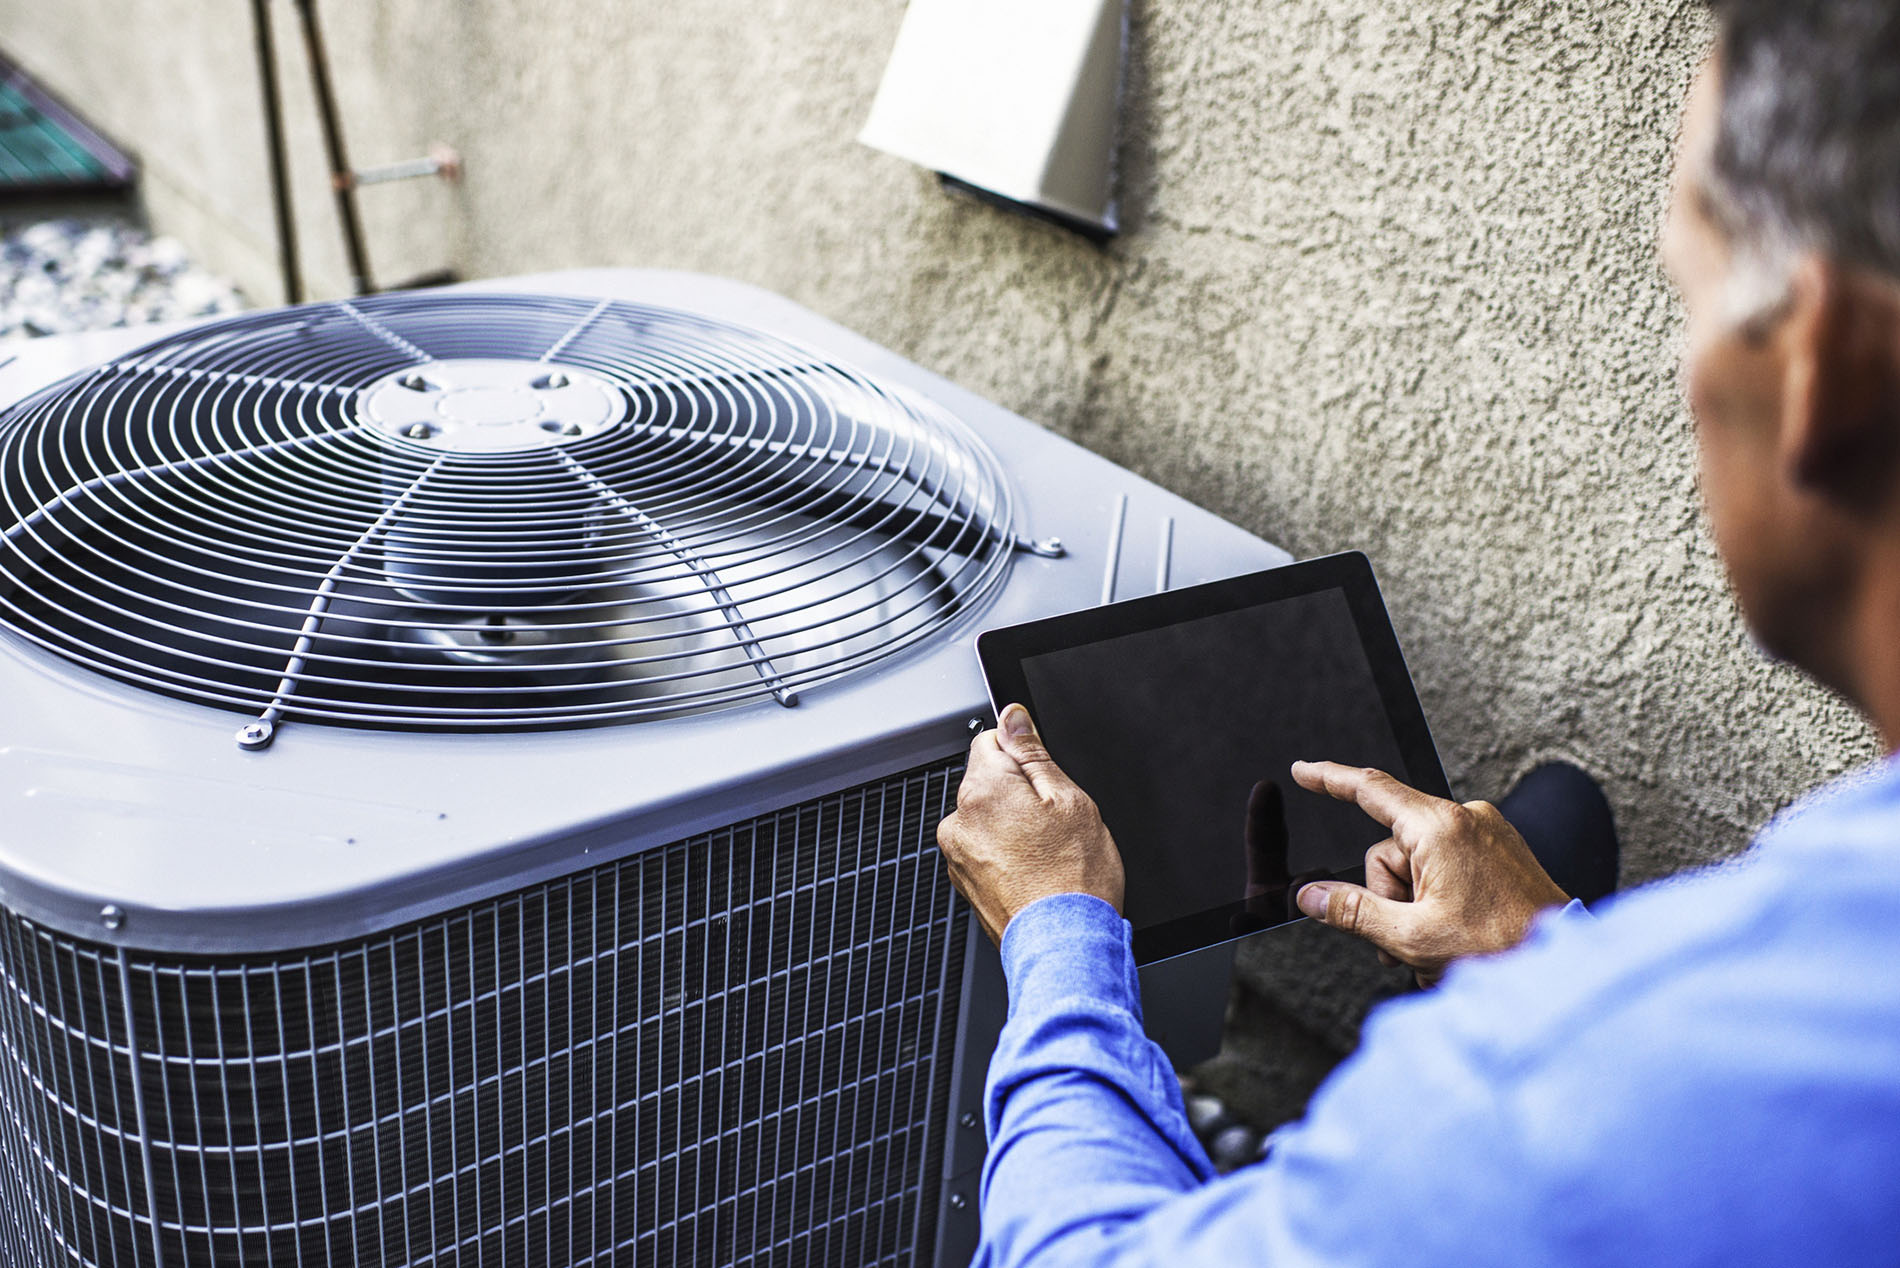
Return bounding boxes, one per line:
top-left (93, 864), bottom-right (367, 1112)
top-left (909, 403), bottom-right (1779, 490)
top-left (1020, 587), bottom-right (1406, 961)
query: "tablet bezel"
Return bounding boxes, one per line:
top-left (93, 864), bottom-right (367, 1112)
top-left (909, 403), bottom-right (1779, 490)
top-left (975, 551), bottom-right (1450, 964)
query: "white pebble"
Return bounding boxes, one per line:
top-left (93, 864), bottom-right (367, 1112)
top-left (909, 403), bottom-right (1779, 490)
top-left (1210, 1123), bottom-right (1260, 1171)
top-left (1185, 1094), bottom-right (1227, 1134)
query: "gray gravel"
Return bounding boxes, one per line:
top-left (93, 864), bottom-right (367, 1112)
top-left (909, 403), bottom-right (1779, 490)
top-left (0, 218), bottom-right (244, 343)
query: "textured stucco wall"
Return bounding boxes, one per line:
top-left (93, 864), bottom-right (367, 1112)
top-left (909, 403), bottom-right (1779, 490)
top-left (1, 0), bottom-right (1880, 1102)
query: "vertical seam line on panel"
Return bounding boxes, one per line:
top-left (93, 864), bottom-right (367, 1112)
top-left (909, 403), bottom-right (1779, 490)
top-left (904, 769), bottom-right (954, 1262)
top-left (456, 918), bottom-right (476, 1268)
top-left (602, 863), bottom-right (621, 1268)
top-left (235, 970), bottom-right (274, 1268)
top-left (495, 904), bottom-right (510, 1267)
top-left (847, 779), bottom-right (890, 1263)
top-left (710, 827), bottom-right (733, 1263)
top-left (786, 796), bottom-right (821, 1264)
top-left (357, 947), bottom-right (388, 1268)
top-left (809, 791), bottom-right (846, 1265)
top-left (200, 972), bottom-right (244, 1268)
top-left (719, 829), bottom-right (738, 1267)
top-left (385, 939), bottom-right (416, 1268)
top-left (891, 770), bottom-right (936, 1262)
top-left (432, 923), bottom-right (455, 1268)
top-left (662, 842), bottom-right (678, 1263)
top-left (145, 953), bottom-right (185, 1262)
top-left (735, 821), bottom-right (760, 1267)
top-left (301, 955), bottom-right (337, 1268)
top-left (1102, 492), bottom-right (1128, 606)
top-left (267, 969), bottom-right (305, 1266)
top-left (168, 966), bottom-right (217, 1264)
top-left (330, 951), bottom-right (365, 1268)
top-left (113, 949), bottom-right (167, 1268)
top-left (760, 813), bottom-right (784, 1264)
top-left (525, 897), bottom-right (540, 1264)
top-left (866, 774), bottom-right (911, 1260)
top-left (509, 901), bottom-right (526, 1266)
top-left (558, 881), bottom-right (572, 1268)
top-left (692, 827), bottom-right (711, 1263)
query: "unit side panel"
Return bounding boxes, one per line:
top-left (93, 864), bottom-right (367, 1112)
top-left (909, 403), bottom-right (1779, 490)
top-left (0, 757), bottom-right (970, 1268)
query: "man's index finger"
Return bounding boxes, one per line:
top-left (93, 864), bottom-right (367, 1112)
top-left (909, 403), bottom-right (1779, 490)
top-left (1297, 761), bottom-right (1444, 834)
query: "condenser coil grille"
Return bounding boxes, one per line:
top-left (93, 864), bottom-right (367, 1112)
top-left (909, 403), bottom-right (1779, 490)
top-left (0, 758), bottom-right (968, 1267)
top-left (0, 294), bottom-right (1016, 736)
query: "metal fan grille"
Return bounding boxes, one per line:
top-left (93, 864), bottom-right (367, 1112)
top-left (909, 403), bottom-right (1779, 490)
top-left (0, 294), bottom-right (1017, 736)
top-left (0, 758), bottom-right (968, 1267)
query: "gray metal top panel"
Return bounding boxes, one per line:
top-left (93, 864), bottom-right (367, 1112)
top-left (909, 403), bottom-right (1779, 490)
top-left (0, 269), bottom-right (1289, 952)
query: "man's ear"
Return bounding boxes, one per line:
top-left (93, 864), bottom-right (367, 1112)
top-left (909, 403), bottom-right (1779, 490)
top-left (1778, 256), bottom-right (1900, 513)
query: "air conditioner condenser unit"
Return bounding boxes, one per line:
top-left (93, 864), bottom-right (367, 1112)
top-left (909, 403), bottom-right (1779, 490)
top-left (0, 270), bottom-right (1289, 1267)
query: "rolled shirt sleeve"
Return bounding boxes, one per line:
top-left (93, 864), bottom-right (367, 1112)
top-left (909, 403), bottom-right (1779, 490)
top-left (977, 893), bottom-right (1216, 1266)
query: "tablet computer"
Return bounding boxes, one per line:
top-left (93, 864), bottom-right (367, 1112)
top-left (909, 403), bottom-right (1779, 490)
top-left (976, 551), bottom-right (1448, 964)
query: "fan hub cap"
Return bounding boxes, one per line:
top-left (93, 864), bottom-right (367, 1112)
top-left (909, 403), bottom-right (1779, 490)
top-left (359, 358), bottom-right (622, 452)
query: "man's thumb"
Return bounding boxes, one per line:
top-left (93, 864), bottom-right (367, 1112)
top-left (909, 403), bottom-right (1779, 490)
top-left (996, 704), bottom-right (1069, 798)
top-left (1297, 881), bottom-right (1414, 956)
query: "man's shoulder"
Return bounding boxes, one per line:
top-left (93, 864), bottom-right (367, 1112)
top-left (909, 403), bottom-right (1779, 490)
top-left (1599, 752), bottom-right (1900, 1014)
top-left (1755, 750), bottom-right (1900, 855)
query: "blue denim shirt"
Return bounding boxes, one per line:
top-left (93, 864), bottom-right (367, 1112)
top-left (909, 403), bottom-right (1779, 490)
top-left (976, 758), bottom-right (1900, 1266)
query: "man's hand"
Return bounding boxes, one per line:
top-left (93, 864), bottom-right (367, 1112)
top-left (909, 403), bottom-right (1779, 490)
top-left (936, 704), bottom-right (1125, 945)
top-left (1291, 761), bottom-right (1570, 987)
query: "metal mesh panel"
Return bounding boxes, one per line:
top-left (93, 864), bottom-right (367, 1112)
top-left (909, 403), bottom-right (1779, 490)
top-left (0, 757), bottom-right (967, 1267)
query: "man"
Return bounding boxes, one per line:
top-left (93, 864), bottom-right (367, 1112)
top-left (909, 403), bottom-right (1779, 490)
top-left (934, 3), bottom-right (1900, 1264)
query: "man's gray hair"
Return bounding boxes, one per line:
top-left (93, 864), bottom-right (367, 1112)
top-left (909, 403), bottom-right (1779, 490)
top-left (1708, 0), bottom-right (1900, 320)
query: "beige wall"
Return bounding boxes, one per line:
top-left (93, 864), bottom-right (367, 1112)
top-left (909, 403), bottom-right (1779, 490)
top-left (2, 1), bottom-right (1875, 883)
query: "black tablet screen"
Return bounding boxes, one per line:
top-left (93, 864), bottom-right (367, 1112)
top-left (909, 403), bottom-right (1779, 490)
top-left (988, 557), bottom-right (1442, 962)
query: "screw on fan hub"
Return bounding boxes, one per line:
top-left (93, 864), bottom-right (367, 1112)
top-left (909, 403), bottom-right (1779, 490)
top-left (360, 358), bottom-right (624, 453)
